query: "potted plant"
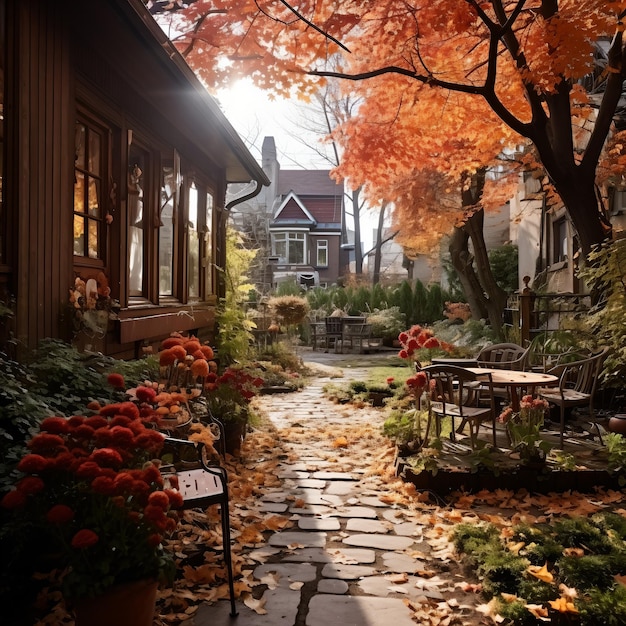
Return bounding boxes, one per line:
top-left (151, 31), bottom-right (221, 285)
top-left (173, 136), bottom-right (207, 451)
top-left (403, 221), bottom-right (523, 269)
top-left (0, 404), bottom-right (183, 626)
top-left (203, 365), bottom-right (263, 456)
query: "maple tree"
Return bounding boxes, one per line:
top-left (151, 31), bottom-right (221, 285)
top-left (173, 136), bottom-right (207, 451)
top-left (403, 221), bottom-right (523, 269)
top-left (152, 0), bottom-right (626, 264)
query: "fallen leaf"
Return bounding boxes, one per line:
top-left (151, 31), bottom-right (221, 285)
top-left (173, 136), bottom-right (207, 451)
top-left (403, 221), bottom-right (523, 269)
top-left (333, 436), bottom-right (349, 448)
top-left (289, 582), bottom-right (304, 590)
top-left (527, 562), bottom-right (554, 584)
top-left (563, 547), bottom-right (585, 557)
top-left (386, 573), bottom-right (409, 583)
top-left (243, 593), bottom-right (268, 615)
top-left (525, 603), bottom-right (550, 620)
top-left (549, 597), bottom-right (579, 613)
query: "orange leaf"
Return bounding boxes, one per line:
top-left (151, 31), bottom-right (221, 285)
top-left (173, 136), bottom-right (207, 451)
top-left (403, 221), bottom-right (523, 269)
top-left (333, 436), bottom-right (349, 448)
top-left (527, 562), bottom-right (554, 584)
top-left (549, 597), bottom-right (578, 613)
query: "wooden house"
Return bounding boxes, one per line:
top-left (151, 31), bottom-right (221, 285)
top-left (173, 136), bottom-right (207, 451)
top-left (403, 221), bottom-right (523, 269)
top-left (0, 0), bottom-right (268, 358)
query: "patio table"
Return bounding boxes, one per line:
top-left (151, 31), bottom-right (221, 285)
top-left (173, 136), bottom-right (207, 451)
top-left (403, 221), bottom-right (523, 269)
top-left (464, 367), bottom-right (559, 411)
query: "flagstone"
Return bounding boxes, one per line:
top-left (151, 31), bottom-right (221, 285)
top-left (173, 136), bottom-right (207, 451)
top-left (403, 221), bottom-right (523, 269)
top-left (289, 505), bottom-right (334, 516)
top-left (306, 595), bottom-right (416, 626)
top-left (257, 502), bottom-right (290, 513)
top-left (327, 506), bottom-right (378, 519)
top-left (381, 552), bottom-right (426, 573)
top-left (193, 588), bottom-right (301, 626)
top-left (358, 496), bottom-right (387, 507)
top-left (282, 547), bottom-right (376, 564)
top-left (317, 579), bottom-right (349, 594)
top-left (311, 471), bottom-right (356, 480)
top-left (295, 478), bottom-right (327, 489)
top-left (342, 534), bottom-right (415, 550)
top-left (269, 531), bottom-right (327, 548)
top-left (357, 575), bottom-right (444, 600)
top-left (324, 481), bottom-right (360, 496)
top-left (298, 490), bottom-right (344, 506)
top-left (345, 518), bottom-right (391, 534)
top-left (298, 517), bottom-right (341, 531)
top-left (320, 563), bottom-right (378, 579)
top-left (392, 522), bottom-right (420, 537)
top-left (253, 562), bottom-right (318, 584)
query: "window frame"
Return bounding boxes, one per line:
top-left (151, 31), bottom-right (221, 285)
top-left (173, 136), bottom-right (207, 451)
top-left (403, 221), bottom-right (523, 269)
top-left (271, 230), bottom-right (307, 264)
top-left (73, 110), bottom-right (110, 267)
top-left (316, 239), bottom-right (328, 267)
top-left (552, 216), bottom-right (568, 266)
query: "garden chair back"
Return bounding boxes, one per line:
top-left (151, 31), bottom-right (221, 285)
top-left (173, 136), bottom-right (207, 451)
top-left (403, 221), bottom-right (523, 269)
top-left (324, 317), bottom-right (344, 353)
top-left (160, 437), bottom-right (237, 617)
top-left (421, 364), bottom-right (497, 450)
top-left (539, 347), bottom-right (609, 448)
top-left (476, 342), bottom-right (530, 370)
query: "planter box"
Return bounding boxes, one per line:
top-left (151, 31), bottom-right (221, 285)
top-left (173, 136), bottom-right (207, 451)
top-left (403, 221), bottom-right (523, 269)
top-left (400, 462), bottom-right (624, 494)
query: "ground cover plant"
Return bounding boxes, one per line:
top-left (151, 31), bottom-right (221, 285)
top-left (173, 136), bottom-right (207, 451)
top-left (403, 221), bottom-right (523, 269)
top-left (453, 512), bottom-right (626, 625)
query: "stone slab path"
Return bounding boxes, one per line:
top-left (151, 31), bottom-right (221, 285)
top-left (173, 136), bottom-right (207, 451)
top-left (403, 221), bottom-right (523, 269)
top-left (189, 362), bottom-right (486, 626)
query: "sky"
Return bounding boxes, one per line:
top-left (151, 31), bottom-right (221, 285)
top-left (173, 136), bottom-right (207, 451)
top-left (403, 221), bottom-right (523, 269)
top-left (214, 79), bottom-right (333, 170)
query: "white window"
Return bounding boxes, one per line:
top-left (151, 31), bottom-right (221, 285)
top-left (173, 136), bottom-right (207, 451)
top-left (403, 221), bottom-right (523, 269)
top-left (552, 217), bottom-right (568, 264)
top-left (272, 232), bottom-right (305, 264)
top-left (316, 239), bottom-right (328, 267)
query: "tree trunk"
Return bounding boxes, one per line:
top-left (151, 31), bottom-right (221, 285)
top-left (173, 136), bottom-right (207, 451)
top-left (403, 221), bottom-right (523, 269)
top-left (448, 170), bottom-right (508, 336)
top-left (352, 186), bottom-right (363, 275)
top-left (372, 202), bottom-right (387, 285)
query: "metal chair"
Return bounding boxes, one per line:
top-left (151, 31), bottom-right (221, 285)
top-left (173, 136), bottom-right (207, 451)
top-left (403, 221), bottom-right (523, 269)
top-left (421, 364), bottom-right (497, 449)
top-left (539, 347), bottom-right (609, 448)
top-left (161, 437), bottom-right (237, 617)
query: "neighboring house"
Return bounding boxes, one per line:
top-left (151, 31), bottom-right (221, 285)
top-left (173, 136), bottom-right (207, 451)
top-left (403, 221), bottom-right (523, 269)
top-left (0, 0), bottom-right (267, 358)
top-left (230, 137), bottom-right (349, 290)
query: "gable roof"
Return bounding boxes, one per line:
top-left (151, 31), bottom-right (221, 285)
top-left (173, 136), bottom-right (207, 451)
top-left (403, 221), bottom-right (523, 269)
top-left (272, 191), bottom-right (316, 225)
top-left (278, 170), bottom-right (343, 197)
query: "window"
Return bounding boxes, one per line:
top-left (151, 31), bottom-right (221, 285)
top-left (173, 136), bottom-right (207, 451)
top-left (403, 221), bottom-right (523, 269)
top-left (159, 155), bottom-right (178, 297)
top-left (552, 217), bottom-right (568, 264)
top-left (272, 232), bottom-right (305, 264)
top-left (187, 182), bottom-right (200, 299)
top-left (74, 117), bottom-right (107, 260)
top-left (128, 142), bottom-right (151, 297)
top-left (185, 177), bottom-right (215, 301)
top-left (316, 239), bottom-right (328, 267)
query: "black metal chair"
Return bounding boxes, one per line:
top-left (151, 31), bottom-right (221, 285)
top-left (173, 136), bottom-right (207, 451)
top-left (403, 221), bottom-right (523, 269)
top-left (421, 364), bottom-right (497, 449)
top-left (161, 437), bottom-right (237, 617)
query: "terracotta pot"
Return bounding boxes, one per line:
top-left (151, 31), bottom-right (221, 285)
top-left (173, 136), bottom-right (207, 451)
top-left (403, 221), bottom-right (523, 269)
top-left (608, 414), bottom-right (626, 435)
top-left (73, 579), bottom-right (158, 626)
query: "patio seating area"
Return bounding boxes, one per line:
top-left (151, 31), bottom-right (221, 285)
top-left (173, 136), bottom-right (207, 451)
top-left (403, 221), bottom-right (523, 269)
top-left (310, 316), bottom-right (384, 354)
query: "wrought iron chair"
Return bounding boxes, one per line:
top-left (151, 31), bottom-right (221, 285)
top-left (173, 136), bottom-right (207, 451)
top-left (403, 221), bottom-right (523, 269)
top-left (421, 364), bottom-right (497, 449)
top-left (161, 437), bottom-right (237, 617)
top-left (539, 347), bottom-right (609, 448)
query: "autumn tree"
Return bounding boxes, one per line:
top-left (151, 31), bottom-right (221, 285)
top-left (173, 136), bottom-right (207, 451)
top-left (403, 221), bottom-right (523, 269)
top-left (152, 0), bottom-right (626, 260)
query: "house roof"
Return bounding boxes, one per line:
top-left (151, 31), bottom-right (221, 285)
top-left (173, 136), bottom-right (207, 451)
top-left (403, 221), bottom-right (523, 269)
top-left (110, 0), bottom-right (269, 187)
top-left (278, 170), bottom-right (343, 197)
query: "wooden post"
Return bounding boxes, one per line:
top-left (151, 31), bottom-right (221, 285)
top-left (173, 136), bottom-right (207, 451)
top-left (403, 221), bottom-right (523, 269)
top-left (520, 276), bottom-right (535, 346)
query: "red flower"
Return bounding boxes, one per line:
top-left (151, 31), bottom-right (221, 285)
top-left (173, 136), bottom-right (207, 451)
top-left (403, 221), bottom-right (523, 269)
top-left (398, 349), bottom-right (409, 360)
top-left (40, 417), bottom-right (69, 435)
top-left (90, 448), bottom-right (123, 467)
top-left (71, 529), bottom-right (99, 549)
top-left (17, 454), bottom-right (48, 474)
top-left (27, 433), bottom-right (65, 453)
top-left (148, 491), bottom-right (170, 509)
top-left (398, 332), bottom-right (409, 344)
top-left (67, 416), bottom-right (86, 428)
top-left (107, 373), bottom-right (125, 390)
top-left (91, 475), bottom-right (117, 496)
top-left (423, 337), bottom-right (440, 349)
top-left (1, 489), bottom-right (27, 509)
top-left (190, 358), bottom-right (209, 379)
top-left (72, 424), bottom-right (96, 440)
top-left (143, 464), bottom-right (164, 486)
top-left (75, 461), bottom-right (103, 480)
top-left (159, 348), bottom-right (177, 366)
top-left (93, 427), bottom-right (112, 447)
top-left (165, 489), bottom-right (184, 509)
top-left (46, 504), bottom-right (75, 524)
top-left (386, 377), bottom-right (395, 385)
top-left (147, 533), bottom-right (162, 547)
top-left (169, 345), bottom-right (187, 361)
top-left (160, 337), bottom-right (185, 349)
top-left (136, 386), bottom-right (157, 404)
top-left (113, 472), bottom-right (134, 492)
top-left (54, 451), bottom-right (78, 471)
top-left (200, 345), bottom-right (214, 360)
top-left (182, 340), bottom-right (202, 355)
top-left (109, 426), bottom-right (135, 448)
top-left (134, 432), bottom-right (165, 455)
top-left (17, 476), bottom-right (45, 495)
top-left (84, 415), bottom-right (108, 429)
top-left (143, 504), bottom-right (168, 526)
top-left (117, 402), bottom-right (140, 420)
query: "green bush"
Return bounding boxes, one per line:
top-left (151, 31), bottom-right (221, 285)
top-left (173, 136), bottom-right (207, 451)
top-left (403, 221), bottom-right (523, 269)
top-left (577, 585), bottom-right (626, 625)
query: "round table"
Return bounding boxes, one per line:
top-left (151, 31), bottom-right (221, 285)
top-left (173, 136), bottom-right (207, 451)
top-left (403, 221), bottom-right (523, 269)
top-left (465, 368), bottom-right (559, 411)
